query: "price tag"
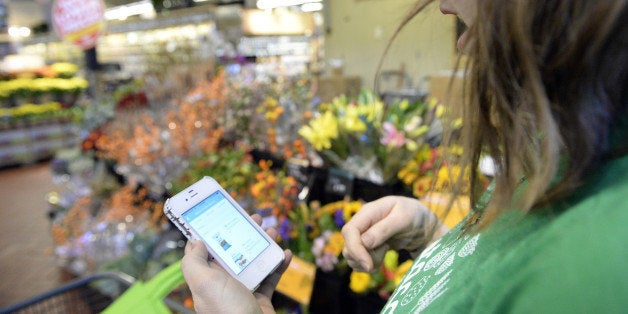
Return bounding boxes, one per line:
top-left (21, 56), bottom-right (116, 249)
top-left (276, 256), bottom-right (316, 305)
top-left (324, 167), bottom-right (354, 197)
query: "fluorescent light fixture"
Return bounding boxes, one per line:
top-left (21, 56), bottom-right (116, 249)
top-left (256, 0), bottom-right (322, 10)
top-left (105, 0), bottom-right (156, 21)
top-left (8, 26), bottom-right (31, 38)
top-left (301, 2), bottom-right (323, 12)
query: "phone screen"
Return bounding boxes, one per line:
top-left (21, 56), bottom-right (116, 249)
top-left (182, 191), bottom-right (270, 274)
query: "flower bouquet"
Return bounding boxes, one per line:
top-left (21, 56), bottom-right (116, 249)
top-left (250, 159), bottom-right (300, 217)
top-left (298, 89), bottom-right (443, 185)
top-left (397, 143), bottom-right (492, 228)
top-left (48, 162), bottom-right (175, 278)
top-left (95, 70), bottom-right (227, 198)
top-left (397, 144), bottom-right (467, 198)
top-left (223, 72), bottom-right (315, 161)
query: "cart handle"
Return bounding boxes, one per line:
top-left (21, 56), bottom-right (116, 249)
top-left (0, 272), bottom-right (135, 314)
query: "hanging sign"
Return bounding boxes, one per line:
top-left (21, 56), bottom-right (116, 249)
top-left (52, 0), bottom-right (106, 50)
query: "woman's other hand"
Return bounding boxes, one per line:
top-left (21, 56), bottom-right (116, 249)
top-left (341, 196), bottom-right (447, 273)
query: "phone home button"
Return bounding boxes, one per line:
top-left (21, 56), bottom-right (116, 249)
top-left (256, 260), bottom-right (267, 272)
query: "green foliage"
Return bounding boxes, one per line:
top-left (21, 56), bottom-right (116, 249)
top-left (172, 146), bottom-right (259, 196)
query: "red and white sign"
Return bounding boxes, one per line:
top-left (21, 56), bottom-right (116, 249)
top-left (52, 0), bottom-right (106, 50)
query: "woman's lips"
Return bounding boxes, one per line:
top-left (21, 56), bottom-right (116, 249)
top-left (439, 5), bottom-right (455, 15)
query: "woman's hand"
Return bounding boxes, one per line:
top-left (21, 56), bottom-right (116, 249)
top-left (341, 196), bottom-right (447, 273)
top-left (180, 214), bottom-right (293, 314)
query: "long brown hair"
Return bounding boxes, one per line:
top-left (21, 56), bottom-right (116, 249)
top-left (393, 0), bottom-right (628, 230)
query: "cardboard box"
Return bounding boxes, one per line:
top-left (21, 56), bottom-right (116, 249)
top-left (316, 74), bottom-right (362, 103)
top-left (429, 70), bottom-right (466, 107)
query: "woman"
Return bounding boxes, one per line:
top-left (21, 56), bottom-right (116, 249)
top-left (181, 0), bottom-right (628, 312)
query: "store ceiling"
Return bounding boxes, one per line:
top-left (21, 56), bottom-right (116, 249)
top-left (6, 0), bottom-right (246, 28)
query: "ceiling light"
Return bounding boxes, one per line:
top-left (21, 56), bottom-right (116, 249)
top-left (301, 2), bottom-right (323, 12)
top-left (8, 26), bottom-right (31, 38)
top-left (105, 0), bottom-right (156, 21)
top-left (256, 0), bottom-right (322, 10)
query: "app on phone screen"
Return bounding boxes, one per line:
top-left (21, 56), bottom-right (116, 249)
top-left (182, 191), bottom-right (269, 274)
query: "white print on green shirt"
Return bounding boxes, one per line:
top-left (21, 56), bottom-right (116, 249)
top-left (382, 234), bottom-right (480, 313)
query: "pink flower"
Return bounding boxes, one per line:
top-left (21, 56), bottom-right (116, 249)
top-left (316, 253), bottom-right (338, 272)
top-left (312, 237), bottom-right (326, 256)
top-left (381, 122), bottom-right (407, 148)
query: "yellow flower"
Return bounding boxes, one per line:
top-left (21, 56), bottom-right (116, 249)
top-left (416, 125), bottom-right (430, 137)
top-left (399, 99), bottom-right (409, 111)
top-left (383, 250), bottom-right (398, 270)
top-left (318, 111), bottom-right (339, 139)
top-left (51, 62), bottom-right (78, 77)
top-left (416, 144), bottom-right (433, 162)
top-left (264, 107), bottom-right (284, 123)
top-left (331, 95), bottom-right (348, 111)
top-left (358, 100), bottom-right (384, 122)
top-left (298, 111), bottom-right (338, 151)
top-left (394, 260), bottom-right (414, 286)
top-left (397, 162), bottom-right (419, 185)
top-left (435, 165), bottom-right (465, 191)
top-left (449, 144), bottom-right (464, 156)
top-left (264, 96), bottom-right (278, 108)
top-left (349, 271), bottom-right (371, 293)
top-left (435, 167), bottom-right (451, 190)
top-left (412, 176), bottom-right (433, 198)
top-left (298, 125), bottom-right (329, 151)
top-left (343, 201), bottom-right (362, 222)
top-left (435, 104), bottom-right (445, 118)
top-left (451, 118), bottom-right (463, 129)
top-left (319, 200), bottom-right (342, 216)
top-left (428, 97), bottom-right (439, 109)
top-left (342, 105), bottom-right (367, 133)
top-left (324, 231), bottom-right (345, 256)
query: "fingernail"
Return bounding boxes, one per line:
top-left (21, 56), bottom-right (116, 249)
top-left (360, 261), bottom-right (370, 271)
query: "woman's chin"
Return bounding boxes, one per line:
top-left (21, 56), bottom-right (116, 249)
top-left (457, 30), bottom-right (472, 53)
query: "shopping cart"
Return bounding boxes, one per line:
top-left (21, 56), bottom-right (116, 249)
top-left (0, 261), bottom-right (191, 314)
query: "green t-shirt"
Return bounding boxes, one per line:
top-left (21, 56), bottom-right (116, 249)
top-left (383, 154), bottom-right (628, 313)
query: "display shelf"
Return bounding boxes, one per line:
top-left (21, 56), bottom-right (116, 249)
top-left (18, 5), bottom-right (320, 82)
top-left (0, 118), bottom-right (79, 167)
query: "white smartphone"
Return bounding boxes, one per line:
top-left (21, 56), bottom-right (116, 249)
top-left (164, 176), bottom-right (285, 291)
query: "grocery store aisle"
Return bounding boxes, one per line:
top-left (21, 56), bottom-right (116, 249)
top-left (0, 162), bottom-right (63, 307)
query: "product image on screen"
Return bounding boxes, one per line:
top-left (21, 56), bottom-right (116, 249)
top-left (182, 191), bottom-right (269, 274)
